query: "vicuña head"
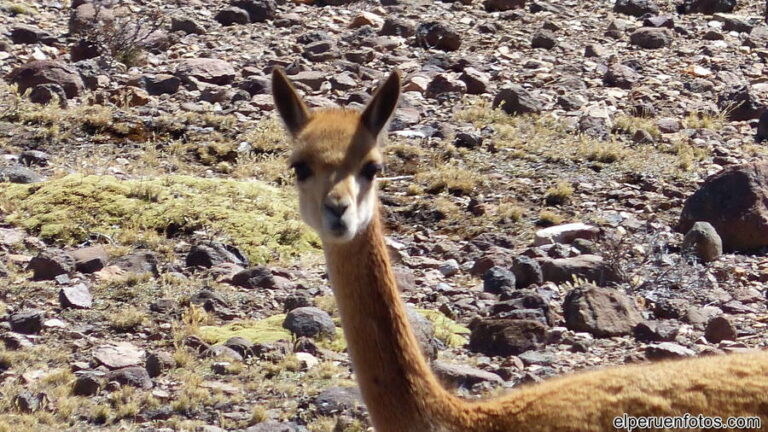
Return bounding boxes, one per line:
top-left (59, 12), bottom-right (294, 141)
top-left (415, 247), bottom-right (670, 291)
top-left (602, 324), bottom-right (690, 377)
top-left (272, 68), bottom-right (400, 244)
top-left (273, 68), bottom-right (768, 432)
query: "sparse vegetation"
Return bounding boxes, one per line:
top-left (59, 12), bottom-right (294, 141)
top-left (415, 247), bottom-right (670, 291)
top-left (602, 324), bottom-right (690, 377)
top-left (544, 180), bottom-right (574, 206)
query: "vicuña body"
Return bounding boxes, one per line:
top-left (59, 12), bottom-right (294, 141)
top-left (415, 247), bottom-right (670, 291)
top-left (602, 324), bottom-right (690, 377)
top-left (272, 68), bottom-right (768, 432)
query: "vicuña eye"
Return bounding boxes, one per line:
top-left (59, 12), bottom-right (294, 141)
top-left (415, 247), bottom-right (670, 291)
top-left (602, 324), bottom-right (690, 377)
top-left (360, 162), bottom-right (383, 180)
top-left (291, 162), bottom-right (312, 182)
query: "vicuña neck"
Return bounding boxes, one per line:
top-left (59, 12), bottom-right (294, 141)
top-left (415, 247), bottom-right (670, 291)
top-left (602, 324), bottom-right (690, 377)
top-left (323, 213), bottom-right (460, 432)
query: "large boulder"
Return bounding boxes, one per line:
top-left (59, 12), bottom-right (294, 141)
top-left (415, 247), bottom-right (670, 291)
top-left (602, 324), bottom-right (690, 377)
top-left (7, 60), bottom-right (85, 99)
top-left (679, 162), bottom-right (768, 251)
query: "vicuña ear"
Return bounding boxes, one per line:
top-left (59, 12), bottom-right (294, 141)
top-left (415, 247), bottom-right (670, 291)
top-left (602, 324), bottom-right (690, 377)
top-left (360, 70), bottom-right (401, 138)
top-left (272, 68), bottom-right (310, 137)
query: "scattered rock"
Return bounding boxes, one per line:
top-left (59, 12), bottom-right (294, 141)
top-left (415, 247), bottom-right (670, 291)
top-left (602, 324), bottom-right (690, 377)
top-left (28, 250), bottom-right (75, 280)
top-left (7, 60), bottom-right (85, 99)
top-left (645, 342), bottom-right (695, 360)
top-left (231, 0), bottom-right (277, 22)
top-left (106, 366), bottom-right (153, 390)
top-left (531, 29), bottom-right (557, 49)
top-left (677, 0), bottom-right (736, 14)
top-left (614, 0), bottom-right (659, 16)
top-left (186, 242), bottom-right (248, 268)
top-left (231, 266), bottom-right (278, 289)
top-left (59, 284), bottom-right (93, 309)
top-left (71, 245), bottom-right (108, 273)
top-left (705, 315), bottom-right (737, 343)
top-left (603, 64), bottom-right (640, 89)
top-left (512, 256), bottom-right (544, 288)
top-left (215, 7), bottom-right (250, 26)
top-left (539, 255), bottom-right (621, 286)
top-left (283, 307), bottom-right (335, 339)
top-left (492, 84), bottom-right (542, 115)
top-left (682, 221), bottom-right (722, 263)
top-left (469, 318), bottom-right (547, 356)
top-left (483, 266), bottom-right (516, 295)
top-left (717, 85), bottom-right (763, 121)
top-left (563, 285), bottom-right (642, 337)
top-left (93, 342), bottom-right (145, 369)
top-left (633, 320), bottom-right (680, 342)
top-left (175, 58), bottom-right (236, 86)
top-left (415, 22), bottom-right (461, 51)
top-left (484, 0), bottom-right (526, 12)
top-left (629, 27), bottom-right (672, 49)
top-left (433, 361), bottom-right (503, 389)
top-left (312, 386), bottom-right (364, 416)
top-left (9, 310), bottom-right (44, 334)
top-left (146, 352), bottom-right (176, 378)
top-left (0, 166), bottom-right (45, 184)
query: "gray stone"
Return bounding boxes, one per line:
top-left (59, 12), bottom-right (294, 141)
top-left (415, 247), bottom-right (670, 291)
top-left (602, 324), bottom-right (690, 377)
top-left (9, 310), bottom-right (44, 334)
top-left (283, 307), bottom-right (335, 339)
top-left (682, 221), bottom-right (722, 263)
top-left (7, 60), bottom-right (85, 99)
top-left (215, 7), bottom-right (250, 26)
top-left (484, 0), bottom-right (525, 12)
top-left (0, 166), bottom-right (44, 184)
top-left (146, 352), bottom-right (176, 378)
top-left (312, 386), bottom-right (364, 416)
top-left (28, 250), bottom-right (74, 280)
top-left (415, 22), bottom-right (461, 51)
top-left (492, 84), bottom-right (542, 115)
top-left (433, 361), bottom-right (503, 389)
top-left (646, 342), bottom-right (695, 360)
top-left (59, 284), bottom-right (93, 309)
top-left (604, 64), bottom-right (640, 89)
top-left (175, 59), bottom-right (236, 86)
top-left (539, 255), bottom-right (622, 286)
top-left (483, 266), bottom-right (516, 295)
top-left (614, 0), bottom-right (659, 16)
top-left (106, 366), bottom-right (152, 389)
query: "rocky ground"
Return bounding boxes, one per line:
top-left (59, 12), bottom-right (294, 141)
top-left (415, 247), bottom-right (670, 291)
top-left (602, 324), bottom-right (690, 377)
top-left (2, 0), bottom-right (768, 430)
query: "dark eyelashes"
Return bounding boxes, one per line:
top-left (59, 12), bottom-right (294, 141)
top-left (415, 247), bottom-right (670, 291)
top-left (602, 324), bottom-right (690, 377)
top-left (291, 161), bottom-right (312, 181)
top-left (360, 161), bottom-right (383, 180)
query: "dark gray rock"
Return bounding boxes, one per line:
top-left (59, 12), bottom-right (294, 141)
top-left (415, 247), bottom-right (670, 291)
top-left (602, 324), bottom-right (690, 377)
top-left (0, 166), bottom-right (45, 184)
top-left (171, 16), bottom-right (206, 35)
top-left (215, 7), bottom-right (250, 26)
top-left (312, 386), bottom-right (364, 416)
top-left (29, 83), bottom-right (67, 106)
top-left (9, 310), bottom-right (44, 334)
top-left (415, 22), bottom-right (461, 51)
top-left (231, 0), bottom-right (277, 22)
top-left (633, 320), bottom-right (680, 342)
top-left (539, 255), bottom-right (621, 286)
top-left (705, 315), bottom-right (737, 343)
top-left (7, 60), bottom-right (85, 99)
top-left (677, 0), bottom-right (736, 14)
top-left (283, 307), bottom-right (335, 339)
top-left (718, 85), bottom-right (763, 121)
top-left (186, 242), bottom-right (248, 268)
top-left (629, 27), bottom-right (673, 49)
top-left (433, 361), bottom-right (503, 389)
top-left (106, 366), bottom-right (153, 389)
top-left (73, 372), bottom-right (102, 396)
top-left (614, 0), bottom-right (659, 16)
top-left (678, 162), bottom-right (768, 251)
top-left (483, 266), bottom-right (516, 295)
top-left (231, 266), bottom-right (276, 289)
top-left (468, 318), bottom-right (547, 356)
top-left (145, 352), bottom-right (176, 378)
top-left (28, 250), bottom-right (74, 280)
top-left (492, 84), bottom-right (543, 115)
top-left (531, 29), bottom-right (557, 49)
top-left (484, 0), bottom-right (525, 12)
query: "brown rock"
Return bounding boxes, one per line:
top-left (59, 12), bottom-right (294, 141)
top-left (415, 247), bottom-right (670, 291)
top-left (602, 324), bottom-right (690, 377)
top-left (7, 60), bottom-right (85, 99)
top-left (71, 245), bottom-right (109, 273)
top-left (175, 58), bottom-right (236, 85)
top-left (563, 285), bottom-right (642, 337)
top-left (705, 315), bottom-right (737, 343)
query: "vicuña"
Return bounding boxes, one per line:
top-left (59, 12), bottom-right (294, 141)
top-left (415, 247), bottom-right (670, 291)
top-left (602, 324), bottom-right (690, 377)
top-left (271, 68), bottom-right (768, 432)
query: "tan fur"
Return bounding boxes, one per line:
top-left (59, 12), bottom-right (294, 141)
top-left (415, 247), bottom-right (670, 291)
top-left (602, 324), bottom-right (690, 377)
top-left (274, 69), bottom-right (768, 432)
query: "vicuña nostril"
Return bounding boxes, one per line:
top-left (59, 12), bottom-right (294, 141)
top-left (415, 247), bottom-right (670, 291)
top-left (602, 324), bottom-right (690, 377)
top-left (325, 202), bottom-right (349, 217)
